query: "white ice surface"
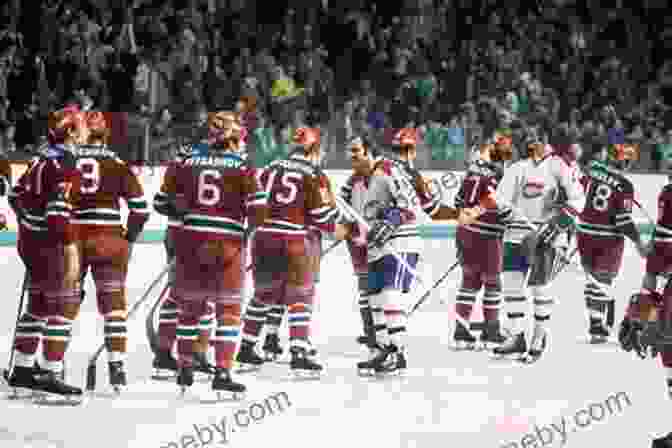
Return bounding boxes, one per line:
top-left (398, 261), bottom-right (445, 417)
top-left (0, 240), bottom-right (670, 448)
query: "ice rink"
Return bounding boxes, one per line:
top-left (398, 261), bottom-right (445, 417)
top-left (0, 239), bottom-right (670, 448)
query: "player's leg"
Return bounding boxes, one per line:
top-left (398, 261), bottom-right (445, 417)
top-left (211, 239), bottom-right (246, 397)
top-left (494, 242), bottom-right (529, 357)
top-left (453, 229), bottom-right (481, 349)
top-left (348, 243), bottom-right (373, 348)
top-left (578, 234), bottom-right (623, 343)
top-left (285, 238), bottom-right (322, 377)
top-left (480, 237), bottom-right (506, 348)
top-left (172, 239), bottom-right (219, 392)
top-left (8, 234), bottom-right (51, 392)
top-left (236, 233), bottom-right (278, 369)
top-left (525, 245), bottom-right (561, 362)
top-left (153, 233), bottom-right (179, 376)
top-left (40, 240), bottom-right (84, 398)
top-left (88, 232), bottom-right (130, 391)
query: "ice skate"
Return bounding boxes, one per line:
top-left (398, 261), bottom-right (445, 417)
top-left (452, 321), bottom-right (477, 351)
top-left (211, 368), bottom-right (246, 401)
top-left (357, 346), bottom-right (382, 376)
top-left (492, 332), bottom-right (527, 359)
top-left (235, 341), bottom-right (264, 373)
top-left (652, 431), bottom-right (672, 448)
top-left (521, 328), bottom-right (548, 364)
top-left (177, 366), bottom-right (194, 396)
top-left (108, 361), bottom-right (127, 395)
top-left (667, 379), bottom-right (672, 400)
top-left (371, 345), bottom-right (402, 377)
top-left (32, 370), bottom-right (83, 405)
top-left (262, 333), bottom-right (283, 362)
top-left (480, 320), bottom-right (507, 350)
top-left (152, 350), bottom-right (178, 380)
top-left (589, 321), bottom-right (610, 344)
top-left (193, 352), bottom-right (216, 378)
top-left (290, 347), bottom-right (322, 379)
top-left (6, 366), bottom-right (41, 400)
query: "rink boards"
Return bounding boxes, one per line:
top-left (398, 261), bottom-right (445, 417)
top-left (0, 165), bottom-right (662, 246)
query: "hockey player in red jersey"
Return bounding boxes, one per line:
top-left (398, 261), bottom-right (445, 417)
top-left (237, 126), bottom-right (354, 377)
top-left (152, 143), bottom-right (218, 379)
top-left (7, 106), bottom-right (85, 400)
top-left (164, 111), bottom-right (266, 397)
top-left (452, 135), bottom-right (513, 350)
top-left (618, 151), bottom-right (672, 398)
top-left (0, 152), bottom-right (10, 230)
top-left (71, 111), bottom-right (149, 392)
top-left (577, 140), bottom-right (649, 344)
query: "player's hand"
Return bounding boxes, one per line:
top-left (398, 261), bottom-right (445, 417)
top-left (0, 213), bottom-right (7, 231)
top-left (457, 207), bottom-right (481, 225)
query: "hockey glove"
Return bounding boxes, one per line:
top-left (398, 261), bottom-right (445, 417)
top-left (367, 208), bottom-right (403, 250)
top-left (0, 212), bottom-right (6, 231)
top-left (630, 320), bottom-right (663, 359)
top-left (533, 213), bottom-right (574, 253)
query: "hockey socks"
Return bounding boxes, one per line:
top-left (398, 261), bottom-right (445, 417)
top-left (213, 304), bottom-right (241, 370)
top-left (265, 304), bottom-right (286, 335)
top-left (157, 295), bottom-right (178, 352)
top-left (240, 297), bottom-right (270, 346)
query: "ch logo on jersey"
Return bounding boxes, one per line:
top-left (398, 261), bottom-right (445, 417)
top-left (522, 177), bottom-right (545, 199)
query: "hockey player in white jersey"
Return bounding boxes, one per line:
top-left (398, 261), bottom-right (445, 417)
top-left (358, 128), bottom-right (480, 374)
top-left (492, 129), bottom-right (586, 362)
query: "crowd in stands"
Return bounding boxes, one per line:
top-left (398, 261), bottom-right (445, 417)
top-left (0, 0), bottom-right (671, 171)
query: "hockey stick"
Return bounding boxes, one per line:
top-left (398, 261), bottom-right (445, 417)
top-left (406, 259), bottom-right (460, 317)
top-left (1, 272), bottom-right (29, 382)
top-left (85, 261), bottom-right (173, 393)
top-left (144, 282), bottom-right (171, 356)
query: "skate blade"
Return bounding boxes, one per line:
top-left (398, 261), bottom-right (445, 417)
top-left (290, 369), bottom-right (321, 381)
top-left (152, 368), bottom-right (177, 380)
top-left (357, 368), bottom-right (375, 377)
top-left (235, 364), bottom-right (262, 374)
top-left (373, 369), bottom-right (402, 379)
top-left (32, 391), bottom-right (83, 406)
top-left (490, 351), bottom-right (526, 361)
top-left (5, 386), bottom-right (35, 400)
top-left (451, 342), bottom-right (477, 352)
top-left (200, 390), bottom-right (246, 403)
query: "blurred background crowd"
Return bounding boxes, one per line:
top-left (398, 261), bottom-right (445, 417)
top-left (0, 0), bottom-right (671, 171)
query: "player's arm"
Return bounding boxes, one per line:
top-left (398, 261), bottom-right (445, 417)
top-left (306, 174), bottom-right (350, 240)
top-left (615, 182), bottom-right (647, 254)
top-left (120, 160), bottom-right (150, 243)
top-left (153, 163), bottom-right (182, 218)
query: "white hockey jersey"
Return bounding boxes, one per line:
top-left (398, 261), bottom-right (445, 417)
top-left (364, 158), bottom-right (431, 261)
top-left (495, 153), bottom-right (585, 244)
